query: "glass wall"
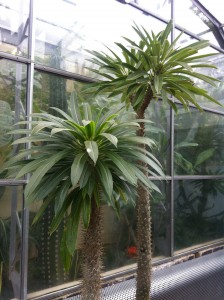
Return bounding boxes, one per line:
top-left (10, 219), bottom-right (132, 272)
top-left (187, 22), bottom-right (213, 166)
top-left (174, 179), bottom-right (224, 251)
top-left (0, 0), bottom-right (224, 299)
top-left (34, 0), bottom-right (168, 74)
top-left (174, 107), bottom-right (224, 176)
top-left (0, 186), bottom-right (24, 299)
top-left (0, 58), bottom-right (27, 299)
top-left (0, 0), bottom-right (30, 56)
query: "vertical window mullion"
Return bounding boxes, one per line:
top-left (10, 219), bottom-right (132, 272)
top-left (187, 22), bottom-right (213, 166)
top-left (20, 0), bottom-right (35, 299)
top-left (170, 0), bottom-right (175, 258)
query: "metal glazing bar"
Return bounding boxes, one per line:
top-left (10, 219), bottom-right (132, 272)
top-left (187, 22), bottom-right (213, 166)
top-left (20, 0), bottom-right (35, 299)
top-left (0, 51), bottom-right (31, 63)
top-left (34, 63), bottom-right (96, 83)
top-left (8, 35), bottom-right (26, 300)
top-left (148, 174), bottom-right (224, 180)
top-left (174, 175), bottom-right (224, 180)
top-left (191, 0), bottom-right (224, 49)
top-left (169, 0), bottom-right (175, 258)
top-left (174, 100), bottom-right (224, 116)
top-left (0, 180), bottom-right (27, 186)
top-left (148, 176), bottom-right (172, 181)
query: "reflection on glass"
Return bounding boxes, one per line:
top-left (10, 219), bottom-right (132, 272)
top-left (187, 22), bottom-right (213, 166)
top-left (175, 31), bottom-right (199, 48)
top-left (33, 70), bottom-right (86, 113)
top-left (174, 179), bottom-right (224, 252)
top-left (151, 181), bottom-right (170, 258)
top-left (200, 0), bottom-right (223, 23)
top-left (29, 72), bottom-right (81, 292)
top-left (195, 53), bottom-right (224, 111)
top-left (0, 186), bottom-right (24, 300)
top-left (175, 31), bottom-right (223, 110)
top-left (0, 60), bottom-right (27, 178)
top-left (27, 203), bottom-right (70, 292)
top-left (175, 0), bottom-right (219, 47)
top-left (0, 0), bottom-right (29, 56)
top-left (102, 180), bottom-right (169, 271)
top-left (33, 70), bottom-right (121, 114)
top-left (34, 0), bottom-right (168, 75)
top-left (135, 0), bottom-right (171, 20)
top-left (145, 100), bottom-right (170, 175)
top-left (174, 107), bottom-right (224, 175)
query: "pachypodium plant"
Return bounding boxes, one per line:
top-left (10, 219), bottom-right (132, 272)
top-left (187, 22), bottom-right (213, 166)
top-left (4, 96), bottom-right (163, 300)
top-left (85, 20), bottom-right (222, 300)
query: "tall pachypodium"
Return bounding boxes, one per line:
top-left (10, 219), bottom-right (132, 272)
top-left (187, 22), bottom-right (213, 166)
top-left (4, 97), bottom-right (163, 300)
top-left (85, 21), bottom-right (222, 300)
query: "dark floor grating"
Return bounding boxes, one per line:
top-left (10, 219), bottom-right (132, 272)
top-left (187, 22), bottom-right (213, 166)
top-left (67, 249), bottom-right (224, 300)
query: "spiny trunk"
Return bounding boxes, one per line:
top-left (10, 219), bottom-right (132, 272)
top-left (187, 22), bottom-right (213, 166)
top-left (136, 183), bottom-right (152, 300)
top-left (136, 88), bottom-right (153, 300)
top-left (81, 200), bottom-right (102, 300)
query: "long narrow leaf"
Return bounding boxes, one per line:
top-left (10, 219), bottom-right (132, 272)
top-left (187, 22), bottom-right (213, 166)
top-left (25, 150), bottom-right (69, 199)
top-left (85, 141), bottom-right (99, 164)
top-left (71, 153), bottom-right (87, 187)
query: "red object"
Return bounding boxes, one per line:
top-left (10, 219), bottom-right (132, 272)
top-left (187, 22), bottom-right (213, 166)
top-left (127, 246), bottom-right (137, 257)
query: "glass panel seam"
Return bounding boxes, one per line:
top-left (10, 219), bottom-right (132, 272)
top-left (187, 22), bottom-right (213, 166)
top-left (174, 100), bottom-right (224, 116)
top-left (20, 0), bottom-right (35, 298)
top-left (34, 63), bottom-right (96, 83)
top-left (174, 175), bottom-right (224, 180)
top-left (0, 51), bottom-right (31, 64)
top-left (170, 0), bottom-right (175, 258)
top-left (0, 180), bottom-right (27, 185)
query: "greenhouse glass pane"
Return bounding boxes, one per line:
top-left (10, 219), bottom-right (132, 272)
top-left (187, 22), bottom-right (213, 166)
top-left (34, 0), bottom-right (167, 75)
top-left (28, 72), bottom-right (86, 293)
top-left (133, 0), bottom-right (171, 20)
top-left (145, 100), bottom-right (171, 175)
top-left (0, 186), bottom-right (24, 300)
top-left (0, 0), bottom-right (29, 57)
top-left (32, 70), bottom-right (117, 114)
top-left (151, 180), bottom-right (170, 259)
top-left (103, 180), bottom-right (170, 272)
top-left (175, 0), bottom-right (220, 47)
top-left (167, 30), bottom-right (223, 111)
top-left (201, 0), bottom-right (223, 23)
top-left (174, 179), bottom-right (224, 252)
top-left (28, 71), bottom-right (170, 294)
top-left (194, 53), bottom-right (224, 111)
top-left (0, 60), bottom-right (27, 178)
top-left (174, 107), bottom-right (224, 176)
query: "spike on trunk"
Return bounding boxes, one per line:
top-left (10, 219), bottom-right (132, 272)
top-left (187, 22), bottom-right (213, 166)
top-left (136, 184), bottom-right (152, 300)
top-left (81, 200), bottom-right (102, 300)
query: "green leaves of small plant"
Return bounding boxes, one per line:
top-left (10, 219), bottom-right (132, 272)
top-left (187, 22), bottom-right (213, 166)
top-left (71, 153), bottom-right (86, 187)
top-left (25, 151), bottom-right (69, 201)
top-left (100, 133), bottom-right (118, 147)
top-left (4, 102), bottom-right (163, 271)
top-left (97, 162), bottom-right (113, 199)
top-left (85, 141), bottom-right (99, 164)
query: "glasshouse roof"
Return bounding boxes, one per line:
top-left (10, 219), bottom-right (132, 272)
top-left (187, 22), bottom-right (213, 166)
top-left (0, 0), bottom-right (223, 52)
